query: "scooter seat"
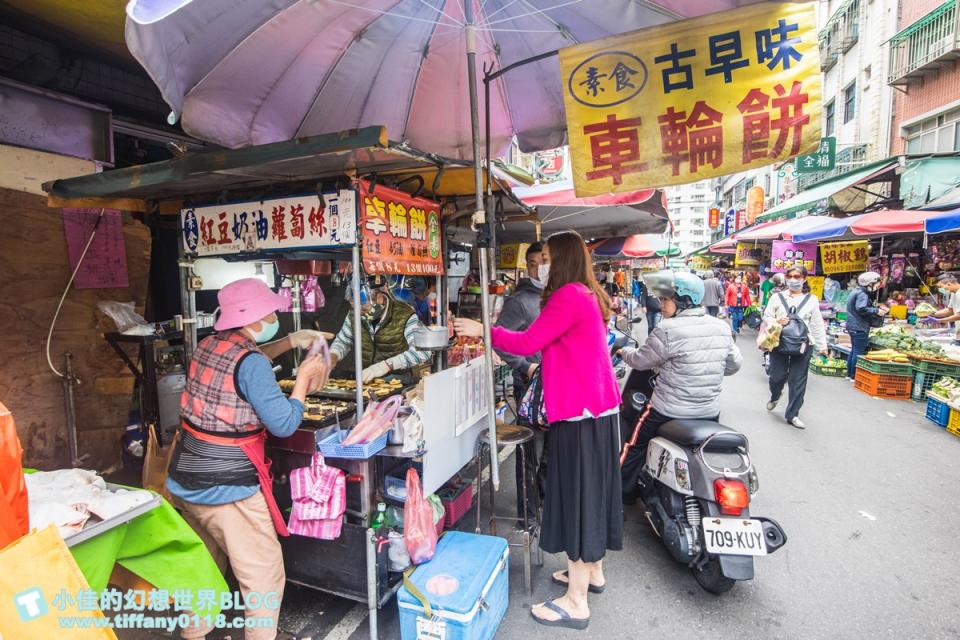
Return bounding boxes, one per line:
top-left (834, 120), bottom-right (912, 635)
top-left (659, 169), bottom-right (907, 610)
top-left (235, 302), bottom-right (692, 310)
top-left (658, 420), bottom-right (748, 451)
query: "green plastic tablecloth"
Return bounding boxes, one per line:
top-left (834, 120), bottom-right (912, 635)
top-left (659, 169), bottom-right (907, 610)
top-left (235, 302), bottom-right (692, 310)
top-left (69, 497), bottom-right (228, 613)
top-left (24, 472), bottom-right (227, 615)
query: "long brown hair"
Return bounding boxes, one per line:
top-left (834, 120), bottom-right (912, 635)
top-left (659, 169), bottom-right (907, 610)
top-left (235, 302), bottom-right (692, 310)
top-left (542, 231), bottom-right (612, 321)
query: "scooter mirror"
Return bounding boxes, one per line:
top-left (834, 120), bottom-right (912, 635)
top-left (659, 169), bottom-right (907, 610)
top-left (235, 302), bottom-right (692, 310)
top-left (630, 392), bottom-right (648, 412)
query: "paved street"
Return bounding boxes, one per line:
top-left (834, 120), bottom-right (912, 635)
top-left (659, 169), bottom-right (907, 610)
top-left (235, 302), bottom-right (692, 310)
top-left (125, 328), bottom-right (960, 640)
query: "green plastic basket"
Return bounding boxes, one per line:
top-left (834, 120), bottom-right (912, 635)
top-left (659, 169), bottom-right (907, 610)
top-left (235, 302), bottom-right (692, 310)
top-left (912, 372), bottom-right (960, 402)
top-left (856, 356), bottom-right (913, 376)
top-left (809, 361), bottom-right (847, 377)
top-left (909, 357), bottom-right (960, 377)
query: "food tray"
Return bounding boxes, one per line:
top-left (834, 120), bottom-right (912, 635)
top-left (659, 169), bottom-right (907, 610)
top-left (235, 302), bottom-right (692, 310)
top-left (809, 361), bottom-right (847, 377)
top-left (908, 356), bottom-right (960, 377)
top-left (856, 356), bottom-right (913, 376)
top-left (317, 430), bottom-right (388, 459)
top-left (926, 394), bottom-right (951, 427)
top-left (854, 368), bottom-right (912, 400)
top-left (64, 484), bottom-right (162, 548)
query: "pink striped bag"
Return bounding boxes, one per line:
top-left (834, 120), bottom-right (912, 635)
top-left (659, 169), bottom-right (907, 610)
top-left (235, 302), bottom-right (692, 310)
top-left (288, 453), bottom-right (346, 540)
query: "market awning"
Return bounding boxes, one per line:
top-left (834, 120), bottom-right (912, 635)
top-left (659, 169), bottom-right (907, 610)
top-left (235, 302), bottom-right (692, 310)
top-left (495, 180), bottom-right (669, 243)
top-left (590, 235), bottom-right (678, 258)
top-left (755, 159), bottom-right (899, 223)
top-left (43, 126), bottom-right (518, 212)
top-left (733, 217), bottom-right (833, 242)
top-left (709, 236), bottom-right (738, 254)
top-left (923, 208), bottom-right (960, 235)
top-left (791, 209), bottom-right (937, 241)
top-left (900, 156), bottom-right (960, 209)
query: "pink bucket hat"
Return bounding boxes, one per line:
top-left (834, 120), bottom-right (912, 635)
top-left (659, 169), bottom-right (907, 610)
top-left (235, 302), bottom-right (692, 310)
top-left (214, 278), bottom-right (285, 331)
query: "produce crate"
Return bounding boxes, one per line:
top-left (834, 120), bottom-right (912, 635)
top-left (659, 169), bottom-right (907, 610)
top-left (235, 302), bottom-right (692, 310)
top-left (856, 356), bottom-right (913, 376)
top-left (854, 368), bottom-right (912, 400)
top-left (317, 430), bottom-right (388, 459)
top-left (926, 394), bottom-right (951, 427)
top-left (809, 360), bottom-right (847, 377)
top-left (909, 356), bottom-right (960, 378)
top-left (910, 371), bottom-right (959, 401)
top-left (948, 409), bottom-right (960, 438)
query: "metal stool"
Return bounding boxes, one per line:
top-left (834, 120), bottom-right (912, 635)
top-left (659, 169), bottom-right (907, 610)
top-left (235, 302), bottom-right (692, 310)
top-left (475, 423), bottom-right (543, 594)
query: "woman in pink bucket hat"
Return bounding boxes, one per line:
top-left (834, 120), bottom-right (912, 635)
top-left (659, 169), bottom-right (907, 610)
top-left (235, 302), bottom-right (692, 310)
top-left (167, 277), bottom-right (330, 639)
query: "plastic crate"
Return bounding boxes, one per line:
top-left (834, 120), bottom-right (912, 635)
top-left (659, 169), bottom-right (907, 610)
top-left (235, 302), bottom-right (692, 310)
top-left (911, 371), bottom-right (959, 401)
top-left (856, 356), bottom-right (913, 376)
top-left (909, 357), bottom-right (960, 377)
top-left (438, 481), bottom-right (474, 528)
top-left (854, 368), bottom-right (912, 400)
top-left (317, 430), bottom-right (388, 459)
top-left (809, 361), bottom-right (847, 377)
top-left (926, 394), bottom-right (951, 427)
top-left (948, 409), bottom-right (960, 437)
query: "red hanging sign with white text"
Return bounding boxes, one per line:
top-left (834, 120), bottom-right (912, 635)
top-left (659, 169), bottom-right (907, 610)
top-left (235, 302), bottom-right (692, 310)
top-left (359, 180), bottom-right (444, 275)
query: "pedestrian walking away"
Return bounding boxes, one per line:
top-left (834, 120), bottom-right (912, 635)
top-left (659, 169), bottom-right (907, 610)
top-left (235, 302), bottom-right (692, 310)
top-left (763, 266), bottom-right (827, 429)
top-left (725, 275), bottom-right (752, 334)
top-left (494, 242), bottom-right (550, 525)
top-left (702, 271), bottom-right (724, 317)
top-left (618, 271), bottom-right (742, 503)
top-left (639, 279), bottom-right (663, 331)
top-left (454, 231), bottom-right (622, 631)
top-left (846, 271), bottom-right (888, 379)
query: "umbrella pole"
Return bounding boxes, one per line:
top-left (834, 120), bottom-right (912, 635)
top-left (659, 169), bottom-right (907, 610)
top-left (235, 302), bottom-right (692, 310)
top-left (466, 1), bottom-right (499, 490)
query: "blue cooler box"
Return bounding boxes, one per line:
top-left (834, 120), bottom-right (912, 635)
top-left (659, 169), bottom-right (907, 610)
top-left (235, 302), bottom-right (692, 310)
top-left (398, 532), bottom-right (509, 640)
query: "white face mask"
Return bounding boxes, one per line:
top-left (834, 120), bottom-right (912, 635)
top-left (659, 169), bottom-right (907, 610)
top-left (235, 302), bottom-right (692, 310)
top-left (537, 263), bottom-right (550, 286)
top-left (786, 279), bottom-right (803, 291)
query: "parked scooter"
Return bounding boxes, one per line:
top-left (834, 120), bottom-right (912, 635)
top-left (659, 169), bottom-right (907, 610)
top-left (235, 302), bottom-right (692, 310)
top-left (621, 370), bottom-right (787, 593)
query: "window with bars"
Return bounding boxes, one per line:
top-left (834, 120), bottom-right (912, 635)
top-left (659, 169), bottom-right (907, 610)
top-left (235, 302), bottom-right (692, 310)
top-left (843, 82), bottom-right (856, 124)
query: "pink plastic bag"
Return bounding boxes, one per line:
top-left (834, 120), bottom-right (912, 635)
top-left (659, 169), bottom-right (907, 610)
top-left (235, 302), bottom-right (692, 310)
top-left (288, 452), bottom-right (345, 540)
top-left (403, 467), bottom-right (438, 564)
top-left (341, 396), bottom-right (403, 446)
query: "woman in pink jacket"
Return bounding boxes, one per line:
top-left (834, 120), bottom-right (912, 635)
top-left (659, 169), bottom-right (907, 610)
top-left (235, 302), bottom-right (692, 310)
top-left (455, 231), bottom-right (621, 631)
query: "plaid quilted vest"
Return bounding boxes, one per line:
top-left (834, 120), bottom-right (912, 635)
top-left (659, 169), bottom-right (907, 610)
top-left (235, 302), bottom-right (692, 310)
top-left (180, 331), bottom-right (265, 434)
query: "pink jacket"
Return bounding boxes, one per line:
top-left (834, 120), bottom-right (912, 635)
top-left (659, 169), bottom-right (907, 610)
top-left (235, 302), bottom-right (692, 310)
top-left (491, 283), bottom-right (620, 423)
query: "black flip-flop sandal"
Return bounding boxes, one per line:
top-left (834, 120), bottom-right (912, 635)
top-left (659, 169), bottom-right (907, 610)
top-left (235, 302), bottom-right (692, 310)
top-left (530, 599), bottom-right (590, 630)
top-left (551, 570), bottom-right (605, 594)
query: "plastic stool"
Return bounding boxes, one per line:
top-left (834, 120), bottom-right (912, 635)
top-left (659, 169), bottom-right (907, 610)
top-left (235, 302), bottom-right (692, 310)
top-left (474, 423), bottom-right (543, 594)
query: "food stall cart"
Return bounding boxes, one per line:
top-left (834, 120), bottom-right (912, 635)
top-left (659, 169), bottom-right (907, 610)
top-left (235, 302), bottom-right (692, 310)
top-left (44, 126), bottom-right (507, 640)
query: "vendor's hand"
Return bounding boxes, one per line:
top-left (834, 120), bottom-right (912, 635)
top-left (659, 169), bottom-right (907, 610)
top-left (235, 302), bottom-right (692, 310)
top-left (453, 317), bottom-right (483, 338)
top-left (289, 329), bottom-right (333, 350)
top-left (778, 317), bottom-right (790, 326)
top-left (819, 350), bottom-right (828, 357)
top-left (361, 361), bottom-right (391, 383)
top-left (295, 353), bottom-right (330, 395)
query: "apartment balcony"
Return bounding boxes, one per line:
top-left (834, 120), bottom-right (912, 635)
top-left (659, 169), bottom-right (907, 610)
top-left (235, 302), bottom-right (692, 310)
top-left (888, 0), bottom-right (960, 86)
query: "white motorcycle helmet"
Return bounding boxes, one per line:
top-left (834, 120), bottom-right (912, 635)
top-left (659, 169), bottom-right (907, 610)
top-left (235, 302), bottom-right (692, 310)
top-left (858, 271), bottom-right (881, 289)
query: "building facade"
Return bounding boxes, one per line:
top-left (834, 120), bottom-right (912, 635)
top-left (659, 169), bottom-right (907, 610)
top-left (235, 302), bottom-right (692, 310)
top-left (888, 0), bottom-right (960, 155)
top-left (664, 180), bottom-right (714, 256)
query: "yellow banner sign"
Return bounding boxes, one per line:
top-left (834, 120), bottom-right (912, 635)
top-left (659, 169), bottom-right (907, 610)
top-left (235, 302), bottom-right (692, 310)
top-left (820, 241), bottom-right (870, 275)
top-left (807, 275), bottom-right (824, 300)
top-left (498, 243), bottom-right (529, 269)
top-left (688, 255), bottom-right (713, 270)
top-left (735, 242), bottom-right (770, 267)
top-left (560, 2), bottom-right (821, 197)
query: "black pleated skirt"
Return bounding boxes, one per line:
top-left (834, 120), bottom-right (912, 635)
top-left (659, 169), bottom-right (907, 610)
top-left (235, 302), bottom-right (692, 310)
top-left (539, 413), bottom-right (624, 563)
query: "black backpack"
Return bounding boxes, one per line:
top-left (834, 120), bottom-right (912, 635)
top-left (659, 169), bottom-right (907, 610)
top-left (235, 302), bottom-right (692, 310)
top-left (775, 293), bottom-right (811, 355)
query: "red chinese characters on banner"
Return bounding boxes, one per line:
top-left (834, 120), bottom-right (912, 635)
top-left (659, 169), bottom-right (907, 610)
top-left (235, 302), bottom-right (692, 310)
top-left (359, 180), bottom-right (443, 275)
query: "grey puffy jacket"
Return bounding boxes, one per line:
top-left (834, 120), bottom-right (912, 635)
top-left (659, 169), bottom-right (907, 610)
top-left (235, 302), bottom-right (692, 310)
top-left (621, 307), bottom-right (742, 418)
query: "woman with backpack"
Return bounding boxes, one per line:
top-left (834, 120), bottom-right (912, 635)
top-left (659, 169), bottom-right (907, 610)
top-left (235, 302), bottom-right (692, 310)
top-left (763, 265), bottom-right (827, 429)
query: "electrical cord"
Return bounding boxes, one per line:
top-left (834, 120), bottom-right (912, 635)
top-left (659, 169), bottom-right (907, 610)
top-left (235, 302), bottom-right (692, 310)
top-left (46, 208), bottom-right (106, 378)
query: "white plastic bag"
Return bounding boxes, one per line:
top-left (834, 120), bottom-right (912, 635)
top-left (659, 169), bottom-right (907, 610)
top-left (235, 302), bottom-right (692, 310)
top-left (388, 531), bottom-right (411, 572)
top-left (97, 301), bottom-right (150, 334)
top-left (401, 398), bottom-right (425, 454)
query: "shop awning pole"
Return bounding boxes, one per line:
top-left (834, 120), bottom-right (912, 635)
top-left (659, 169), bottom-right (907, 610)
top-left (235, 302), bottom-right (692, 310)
top-left (467, 0), bottom-right (499, 490)
top-left (352, 245), bottom-right (365, 415)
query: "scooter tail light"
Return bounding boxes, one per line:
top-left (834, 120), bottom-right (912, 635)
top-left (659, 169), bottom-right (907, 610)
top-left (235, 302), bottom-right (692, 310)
top-left (714, 478), bottom-right (749, 516)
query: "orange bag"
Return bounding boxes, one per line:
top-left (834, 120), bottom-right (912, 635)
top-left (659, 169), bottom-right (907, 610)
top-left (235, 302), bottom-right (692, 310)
top-left (403, 467), bottom-right (437, 565)
top-left (0, 401), bottom-right (29, 547)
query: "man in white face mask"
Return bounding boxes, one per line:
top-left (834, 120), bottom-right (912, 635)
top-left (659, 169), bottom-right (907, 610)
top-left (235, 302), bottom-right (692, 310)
top-left (496, 242), bottom-right (549, 526)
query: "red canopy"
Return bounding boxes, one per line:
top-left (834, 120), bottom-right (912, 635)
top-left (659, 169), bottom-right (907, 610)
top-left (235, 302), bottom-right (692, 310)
top-left (848, 209), bottom-right (939, 236)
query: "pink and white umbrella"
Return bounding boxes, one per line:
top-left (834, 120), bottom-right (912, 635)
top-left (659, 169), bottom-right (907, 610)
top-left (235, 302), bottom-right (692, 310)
top-left (125, 0), bottom-right (781, 158)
